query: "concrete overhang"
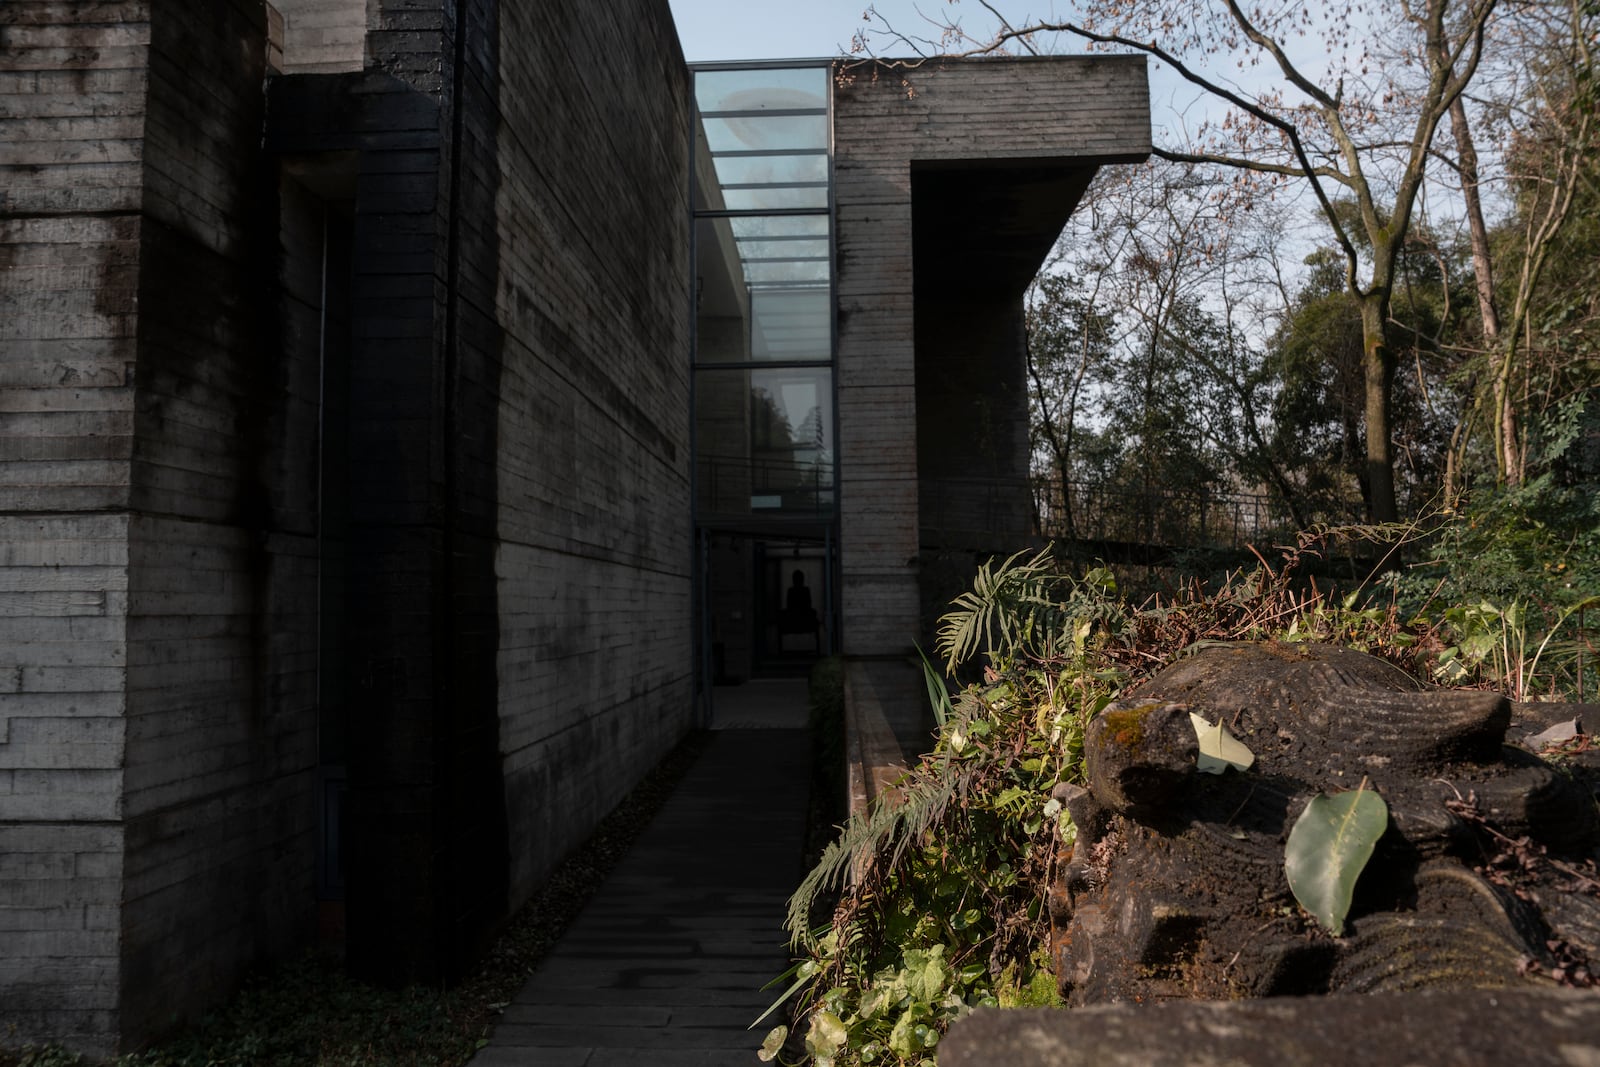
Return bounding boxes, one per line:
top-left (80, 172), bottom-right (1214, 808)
top-left (833, 53), bottom-right (1152, 166)
top-left (912, 162), bottom-right (1096, 297)
top-left (831, 52), bottom-right (1151, 661)
top-left (833, 51), bottom-right (1152, 302)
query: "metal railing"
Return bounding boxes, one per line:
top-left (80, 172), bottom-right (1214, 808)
top-left (696, 452), bottom-right (836, 516)
top-left (1033, 478), bottom-right (1357, 552)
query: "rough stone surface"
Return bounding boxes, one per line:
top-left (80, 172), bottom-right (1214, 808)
top-left (942, 989), bottom-right (1600, 1067)
top-left (1050, 642), bottom-right (1600, 1006)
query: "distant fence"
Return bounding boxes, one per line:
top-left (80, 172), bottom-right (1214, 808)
top-left (1033, 478), bottom-right (1359, 554)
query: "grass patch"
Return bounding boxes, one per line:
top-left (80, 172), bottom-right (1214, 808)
top-left (3, 730), bottom-right (711, 1067)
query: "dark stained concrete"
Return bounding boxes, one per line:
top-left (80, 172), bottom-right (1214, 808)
top-left (471, 681), bottom-right (811, 1065)
top-left (942, 990), bottom-right (1600, 1067)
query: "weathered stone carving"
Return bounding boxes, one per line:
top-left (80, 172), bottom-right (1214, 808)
top-left (1049, 641), bottom-right (1600, 1004)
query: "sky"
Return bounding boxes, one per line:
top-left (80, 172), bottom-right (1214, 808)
top-left (664, 0), bottom-right (1355, 269)
top-left (665, 1), bottom-right (1339, 141)
top-left (666, 0), bottom-right (971, 62)
top-left (664, 0), bottom-right (1202, 143)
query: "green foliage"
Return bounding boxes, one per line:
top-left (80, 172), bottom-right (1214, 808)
top-left (934, 548), bottom-right (1121, 674)
top-left (768, 525), bottom-right (1587, 1063)
top-left (914, 644), bottom-right (952, 728)
top-left (1426, 595), bottom-right (1600, 701)
top-left (1395, 410), bottom-right (1600, 700)
top-left (1283, 782), bottom-right (1390, 936)
top-left (1, 1048), bottom-right (88, 1067)
top-left (768, 542), bottom-right (1435, 1065)
top-left (766, 554), bottom-right (1120, 1065)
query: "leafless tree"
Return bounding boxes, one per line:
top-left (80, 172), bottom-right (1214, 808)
top-left (859, 0), bottom-right (1501, 522)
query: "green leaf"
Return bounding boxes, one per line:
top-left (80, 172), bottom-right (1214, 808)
top-left (1283, 782), bottom-right (1388, 936)
top-left (750, 959), bottom-right (817, 1029)
top-left (858, 984), bottom-right (892, 1020)
top-left (805, 1011), bottom-right (848, 1061)
top-left (915, 643), bottom-right (953, 728)
top-left (758, 1025), bottom-right (788, 1062)
top-left (1189, 712), bottom-right (1255, 774)
top-left (888, 1009), bottom-right (920, 1057)
top-left (993, 785), bottom-right (1029, 811)
top-left (902, 945), bottom-right (947, 1003)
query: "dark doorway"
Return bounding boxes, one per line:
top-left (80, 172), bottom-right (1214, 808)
top-left (699, 528), bottom-right (836, 701)
top-left (756, 540), bottom-right (829, 667)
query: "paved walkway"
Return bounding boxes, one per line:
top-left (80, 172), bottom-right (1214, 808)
top-left (470, 679), bottom-right (812, 1066)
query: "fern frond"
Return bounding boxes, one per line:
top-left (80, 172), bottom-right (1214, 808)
top-left (936, 546), bottom-right (1057, 671)
top-left (784, 772), bottom-right (958, 948)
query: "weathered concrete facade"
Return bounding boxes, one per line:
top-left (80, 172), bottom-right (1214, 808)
top-left (2, 0), bottom-right (690, 1054)
top-left (832, 58), bottom-right (1150, 655)
top-left (4, 1), bottom-right (303, 1047)
top-left (2, 8), bottom-right (1146, 1055)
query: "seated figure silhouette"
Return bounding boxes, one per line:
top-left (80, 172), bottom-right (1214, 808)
top-left (779, 569), bottom-right (819, 652)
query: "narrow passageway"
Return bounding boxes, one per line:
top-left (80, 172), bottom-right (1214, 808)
top-left (471, 679), bottom-right (812, 1066)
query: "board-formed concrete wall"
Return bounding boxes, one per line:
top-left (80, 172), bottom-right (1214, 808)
top-left (832, 56), bottom-right (1150, 656)
top-left (489, 0), bottom-right (694, 902)
top-left (272, 0), bottom-right (364, 73)
top-left (1, 0), bottom-right (322, 1052)
top-left (262, 0), bottom-right (695, 992)
top-left (121, 0), bottom-right (320, 1044)
top-left (3, 2), bottom-right (153, 1051)
top-left (1, 0), bottom-right (693, 1054)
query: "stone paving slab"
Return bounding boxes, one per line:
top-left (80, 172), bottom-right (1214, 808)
top-left (470, 720), bottom-right (810, 1065)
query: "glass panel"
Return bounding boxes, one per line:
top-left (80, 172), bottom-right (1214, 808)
top-left (695, 216), bottom-right (751, 363)
top-left (694, 367), bottom-right (835, 516)
top-left (695, 66), bottom-right (829, 113)
top-left (738, 237), bottom-right (829, 261)
top-left (752, 289), bottom-right (829, 361)
top-left (710, 152), bottom-right (827, 188)
top-left (730, 215), bottom-right (829, 241)
top-left (696, 212), bottom-right (832, 364)
top-left (722, 185), bottom-right (829, 211)
top-left (701, 114), bottom-right (828, 155)
top-left (695, 368), bottom-right (754, 512)
top-left (746, 261), bottom-right (828, 284)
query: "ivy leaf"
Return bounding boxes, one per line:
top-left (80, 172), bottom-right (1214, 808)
top-left (1284, 781), bottom-right (1388, 936)
top-left (1189, 712), bottom-right (1255, 774)
top-left (804, 1010), bottom-right (847, 1062)
top-left (758, 1025), bottom-right (787, 1062)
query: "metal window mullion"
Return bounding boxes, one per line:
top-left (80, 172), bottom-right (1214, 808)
top-left (700, 107), bottom-right (827, 119)
top-left (696, 207), bottom-right (831, 219)
top-left (712, 148), bottom-right (829, 158)
top-left (719, 181), bottom-right (830, 190)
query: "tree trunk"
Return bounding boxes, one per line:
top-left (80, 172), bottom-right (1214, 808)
top-left (1444, 51), bottom-right (1521, 489)
top-left (1025, 330), bottom-right (1078, 539)
top-left (1359, 294), bottom-right (1399, 523)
